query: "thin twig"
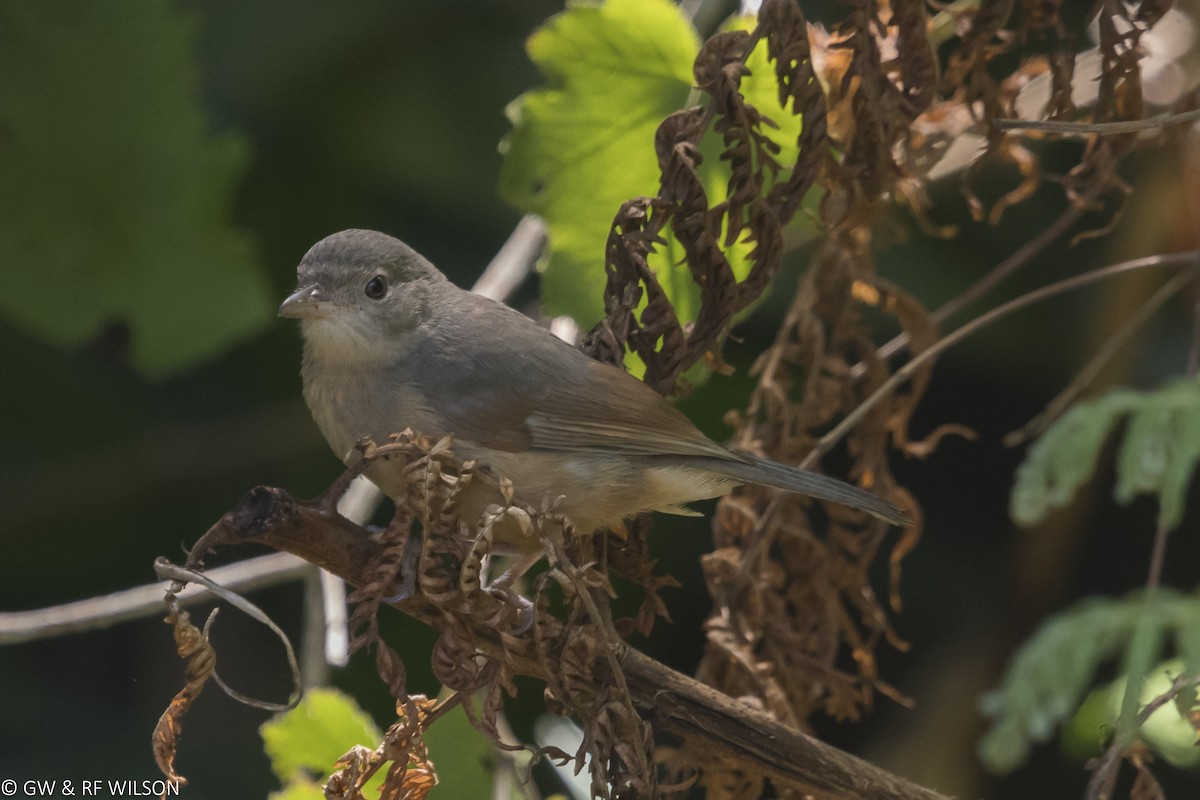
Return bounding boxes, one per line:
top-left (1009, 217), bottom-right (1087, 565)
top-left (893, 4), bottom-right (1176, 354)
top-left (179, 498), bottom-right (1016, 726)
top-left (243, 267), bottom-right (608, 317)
top-left (802, 250), bottom-right (1200, 469)
top-left (996, 107), bottom-right (1200, 137)
top-left (472, 215), bottom-right (549, 302)
top-left (155, 559), bottom-right (303, 712)
top-left (1086, 517), bottom-right (1189, 800)
top-left (1005, 269), bottom-right (1195, 445)
top-left (930, 186), bottom-right (1105, 329)
top-left (865, 183), bottom-right (1103, 373)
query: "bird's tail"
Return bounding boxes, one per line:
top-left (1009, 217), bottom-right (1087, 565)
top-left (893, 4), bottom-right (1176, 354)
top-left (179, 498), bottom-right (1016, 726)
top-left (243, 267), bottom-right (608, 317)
top-left (702, 455), bottom-right (910, 525)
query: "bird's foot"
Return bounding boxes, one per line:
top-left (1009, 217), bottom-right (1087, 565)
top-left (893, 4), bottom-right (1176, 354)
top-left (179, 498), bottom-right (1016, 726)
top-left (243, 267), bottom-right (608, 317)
top-left (485, 584), bottom-right (535, 634)
top-left (382, 533), bottom-right (423, 604)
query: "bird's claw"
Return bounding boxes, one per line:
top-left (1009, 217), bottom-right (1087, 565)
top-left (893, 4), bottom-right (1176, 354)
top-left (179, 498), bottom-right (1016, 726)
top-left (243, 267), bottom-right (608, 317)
top-left (486, 584), bottom-right (534, 634)
top-left (382, 534), bottom-right (422, 604)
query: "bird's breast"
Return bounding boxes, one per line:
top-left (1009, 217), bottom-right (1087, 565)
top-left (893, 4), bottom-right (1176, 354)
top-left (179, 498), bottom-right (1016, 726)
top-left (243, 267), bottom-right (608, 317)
top-left (301, 360), bottom-right (440, 469)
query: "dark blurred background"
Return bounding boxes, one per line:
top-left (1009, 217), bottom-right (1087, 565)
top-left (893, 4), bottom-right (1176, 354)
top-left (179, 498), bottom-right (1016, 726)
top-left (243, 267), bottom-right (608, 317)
top-left (1, 1), bottom-right (1197, 798)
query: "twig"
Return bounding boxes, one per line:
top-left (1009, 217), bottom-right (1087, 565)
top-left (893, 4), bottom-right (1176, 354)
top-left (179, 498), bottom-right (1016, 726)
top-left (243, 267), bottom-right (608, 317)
top-left (472, 215), bottom-right (549, 303)
top-left (155, 559), bottom-right (303, 712)
top-left (1085, 305), bottom-right (1200, 793)
top-left (1005, 269), bottom-right (1195, 445)
top-left (864, 182), bottom-right (1104, 373)
top-left (996, 107), bottom-right (1200, 137)
top-left (802, 250), bottom-right (1200, 470)
top-left (929, 184), bottom-right (1106, 329)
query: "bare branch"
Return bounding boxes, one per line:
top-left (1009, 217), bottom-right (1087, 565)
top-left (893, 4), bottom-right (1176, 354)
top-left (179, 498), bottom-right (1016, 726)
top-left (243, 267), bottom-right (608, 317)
top-left (0, 551), bottom-right (309, 645)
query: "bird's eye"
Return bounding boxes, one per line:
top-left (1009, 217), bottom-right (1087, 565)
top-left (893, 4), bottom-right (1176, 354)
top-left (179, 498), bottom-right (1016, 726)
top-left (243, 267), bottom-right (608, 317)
top-left (364, 275), bottom-right (387, 300)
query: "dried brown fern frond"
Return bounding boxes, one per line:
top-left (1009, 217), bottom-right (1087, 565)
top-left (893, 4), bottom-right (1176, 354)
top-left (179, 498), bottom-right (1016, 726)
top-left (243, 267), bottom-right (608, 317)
top-left (342, 433), bottom-right (659, 796)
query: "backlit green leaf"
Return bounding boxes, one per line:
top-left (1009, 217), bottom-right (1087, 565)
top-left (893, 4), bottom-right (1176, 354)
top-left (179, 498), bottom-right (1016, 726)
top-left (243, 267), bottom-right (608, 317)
top-left (1064, 659), bottom-right (1200, 768)
top-left (500, 0), bottom-right (699, 325)
top-left (261, 688), bottom-right (381, 783)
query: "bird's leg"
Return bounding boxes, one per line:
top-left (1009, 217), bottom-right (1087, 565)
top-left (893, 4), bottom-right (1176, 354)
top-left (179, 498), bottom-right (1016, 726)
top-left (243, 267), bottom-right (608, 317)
top-left (482, 551), bottom-right (542, 634)
top-left (488, 551), bottom-right (543, 590)
top-left (382, 531), bottom-right (423, 604)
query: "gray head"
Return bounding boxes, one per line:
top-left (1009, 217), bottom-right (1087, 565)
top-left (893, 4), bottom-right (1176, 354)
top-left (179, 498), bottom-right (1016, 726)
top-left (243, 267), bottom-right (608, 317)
top-left (279, 229), bottom-right (448, 363)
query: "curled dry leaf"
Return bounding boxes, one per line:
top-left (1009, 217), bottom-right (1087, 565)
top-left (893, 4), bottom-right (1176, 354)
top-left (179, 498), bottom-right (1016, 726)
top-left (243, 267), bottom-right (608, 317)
top-left (324, 696), bottom-right (439, 800)
top-left (151, 601), bottom-right (215, 788)
top-left (328, 432), bottom-right (663, 794)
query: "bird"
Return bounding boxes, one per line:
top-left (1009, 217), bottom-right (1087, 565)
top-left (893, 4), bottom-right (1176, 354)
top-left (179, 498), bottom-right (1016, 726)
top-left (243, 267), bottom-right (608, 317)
top-left (279, 229), bottom-right (909, 536)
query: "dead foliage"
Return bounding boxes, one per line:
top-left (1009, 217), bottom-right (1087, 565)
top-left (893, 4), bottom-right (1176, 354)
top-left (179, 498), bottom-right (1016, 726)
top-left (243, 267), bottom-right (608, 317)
top-left (160, 434), bottom-right (952, 800)
top-left (324, 695), bottom-right (440, 800)
top-left (578, 0), bottom-right (1193, 796)
top-left (159, 0), bottom-right (1196, 797)
top-left (151, 598), bottom-right (215, 792)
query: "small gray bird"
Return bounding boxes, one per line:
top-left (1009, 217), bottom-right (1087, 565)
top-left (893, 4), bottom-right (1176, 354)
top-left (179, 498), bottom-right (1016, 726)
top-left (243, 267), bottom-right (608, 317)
top-left (280, 229), bottom-right (908, 534)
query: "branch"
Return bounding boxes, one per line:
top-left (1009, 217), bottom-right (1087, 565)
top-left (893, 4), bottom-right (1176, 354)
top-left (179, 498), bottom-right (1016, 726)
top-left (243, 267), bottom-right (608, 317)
top-left (188, 485), bottom-right (952, 800)
top-left (0, 551), bottom-right (309, 645)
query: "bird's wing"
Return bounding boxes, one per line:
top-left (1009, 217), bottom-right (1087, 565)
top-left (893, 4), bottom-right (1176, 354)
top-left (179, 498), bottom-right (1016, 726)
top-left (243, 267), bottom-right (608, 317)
top-left (410, 304), bottom-right (735, 461)
top-left (526, 358), bottom-right (736, 460)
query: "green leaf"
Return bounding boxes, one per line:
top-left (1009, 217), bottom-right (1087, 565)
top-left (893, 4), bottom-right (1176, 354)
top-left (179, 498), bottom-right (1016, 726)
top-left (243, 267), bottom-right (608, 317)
top-left (978, 596), bottom-right (1137, 773)
top-left (640, 15), bottom-right (805, 330)
top-left (1113, 378), bottom-right (1200, 529)
top-left (260, 688), bottom-right (382, 783)
top-left (262, 691), bottom-right (498, 798)
top-left (978, 589), bottom-right (1200, 774)
top-left (1011, 376), bottom-right (1200, 530)
top-left (422, 703), bottom-right (497, 799)
top-left (500, 0), bottom-right (700, 325)
top-left (501, 3), bottom-right (814, 385)
top-left (1064, 659), bottom-right (1200, 768)
top-left (268, 780), bottom-right (326, 800)
top-left (0, 0), bottom-right (272, 377)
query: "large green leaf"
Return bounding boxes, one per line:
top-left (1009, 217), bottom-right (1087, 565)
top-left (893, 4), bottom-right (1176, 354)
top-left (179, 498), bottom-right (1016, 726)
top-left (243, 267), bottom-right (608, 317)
top-left (500, 0), bottom-right (699, 325)
top-left (421, 702), bottom-right (495, 799)
top-left (0, 1), bottom-right (272, 377)
top-left (501, 0), bottom-right (808, 366)
top-left (261, 688), bottom-right (382, 784)
top-left (1011, 375), bottom-right (1200, 530)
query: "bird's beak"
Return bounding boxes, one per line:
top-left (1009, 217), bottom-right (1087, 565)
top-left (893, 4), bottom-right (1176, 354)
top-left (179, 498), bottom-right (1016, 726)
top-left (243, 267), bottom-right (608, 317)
top-left (278, 283), bottom-right (330, 319)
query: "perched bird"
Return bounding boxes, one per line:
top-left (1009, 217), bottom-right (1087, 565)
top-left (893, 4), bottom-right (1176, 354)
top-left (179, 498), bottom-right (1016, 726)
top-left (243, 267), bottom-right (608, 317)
top-left (280, 229), bottom-right (908, 534)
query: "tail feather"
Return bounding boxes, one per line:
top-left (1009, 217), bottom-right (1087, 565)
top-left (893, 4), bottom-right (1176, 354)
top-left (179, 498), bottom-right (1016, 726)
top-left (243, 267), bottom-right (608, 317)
top-left (702, 455), bottom-right (910, 525)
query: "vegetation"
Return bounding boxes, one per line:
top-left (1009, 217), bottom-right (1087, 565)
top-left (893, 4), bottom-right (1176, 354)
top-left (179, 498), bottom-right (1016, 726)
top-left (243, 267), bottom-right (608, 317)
top-left (2, 1), bottom-right (1198, 798)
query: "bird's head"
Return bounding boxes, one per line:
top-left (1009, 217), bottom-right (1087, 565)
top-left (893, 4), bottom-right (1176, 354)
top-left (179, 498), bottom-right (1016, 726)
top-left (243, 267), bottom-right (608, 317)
top-left (279, 229), bottom-right (446, 364)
